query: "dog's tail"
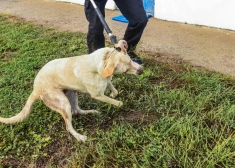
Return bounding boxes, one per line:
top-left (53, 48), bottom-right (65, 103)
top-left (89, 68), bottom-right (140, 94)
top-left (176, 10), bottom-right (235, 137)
top-left (0, 93), bottom-right (38, 124)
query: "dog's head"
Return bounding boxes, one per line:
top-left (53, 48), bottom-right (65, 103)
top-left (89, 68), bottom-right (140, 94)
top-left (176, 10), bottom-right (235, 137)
top-left (102, 40), bottom-right (144, 78)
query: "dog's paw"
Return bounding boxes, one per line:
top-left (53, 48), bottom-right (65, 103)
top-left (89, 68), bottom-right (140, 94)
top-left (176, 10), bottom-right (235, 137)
top-left (117, 101), bottom-right (123, 107)
top-left (76, 134), bottom-right (87, 142)
top-left (91, 110), bottom-right (100, 114)
top-left (110, 89), bottom-right (118, 98)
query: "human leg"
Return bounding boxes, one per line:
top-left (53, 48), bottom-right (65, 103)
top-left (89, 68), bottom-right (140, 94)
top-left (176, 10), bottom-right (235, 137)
top-left (114, 0), bottom-right (148, 52)
top-left (84, 0), bottom-right (108, 53)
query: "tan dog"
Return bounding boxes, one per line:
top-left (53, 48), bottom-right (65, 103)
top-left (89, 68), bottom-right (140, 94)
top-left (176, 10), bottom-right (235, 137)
top-left (0, 40), bottom-right (143, 142)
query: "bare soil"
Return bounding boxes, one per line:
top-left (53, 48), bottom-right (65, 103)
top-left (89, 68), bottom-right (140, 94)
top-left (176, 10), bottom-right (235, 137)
top-left (1, 0), bottom-right (235, 77)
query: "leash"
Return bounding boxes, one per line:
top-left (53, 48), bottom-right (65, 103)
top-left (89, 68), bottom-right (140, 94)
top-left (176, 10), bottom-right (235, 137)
top-left (90, 0), bottom-right (118, 45)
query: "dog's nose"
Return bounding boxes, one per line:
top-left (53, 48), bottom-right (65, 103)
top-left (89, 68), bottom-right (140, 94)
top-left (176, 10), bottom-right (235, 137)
top-left (137, 67), bottom-right (144, 75)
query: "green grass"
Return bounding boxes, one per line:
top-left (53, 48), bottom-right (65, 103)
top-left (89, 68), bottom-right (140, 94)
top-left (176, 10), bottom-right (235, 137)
top-left (0, 14), bottom-right (235, 168)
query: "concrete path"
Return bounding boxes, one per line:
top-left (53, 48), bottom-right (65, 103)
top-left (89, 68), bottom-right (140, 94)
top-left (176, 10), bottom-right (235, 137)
top-left (1, 0), bottom-right (235, 77)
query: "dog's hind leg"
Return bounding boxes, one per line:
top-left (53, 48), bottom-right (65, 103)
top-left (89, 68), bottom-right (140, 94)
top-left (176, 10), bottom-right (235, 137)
top-left (64, 90), bottom-right (99, 115)
top-left (41, 90), bottom-right (87, 142)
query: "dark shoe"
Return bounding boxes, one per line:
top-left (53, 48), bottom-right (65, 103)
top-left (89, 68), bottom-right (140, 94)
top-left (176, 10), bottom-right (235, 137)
top-left (128, 52), bottom-right (143, 65)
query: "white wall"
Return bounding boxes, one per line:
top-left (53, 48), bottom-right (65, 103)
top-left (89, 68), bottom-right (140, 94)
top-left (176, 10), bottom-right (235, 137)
top-left (154, 0), bottom-right (235, 30)
top-left (56, 0), bottom-right (116, 10)
top-left (55, 0), bottom-right (235, 30)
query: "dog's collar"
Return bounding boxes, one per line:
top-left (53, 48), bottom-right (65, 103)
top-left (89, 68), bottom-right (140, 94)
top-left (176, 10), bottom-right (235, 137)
top-left (114, 46), bottom-right (121, 52)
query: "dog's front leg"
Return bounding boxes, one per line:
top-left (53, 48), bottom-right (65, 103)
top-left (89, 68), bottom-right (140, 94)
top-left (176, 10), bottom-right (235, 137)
top-left (92, 94), bottom-right (123, 107)
top-left (108, 82), bottom-right (118, 98)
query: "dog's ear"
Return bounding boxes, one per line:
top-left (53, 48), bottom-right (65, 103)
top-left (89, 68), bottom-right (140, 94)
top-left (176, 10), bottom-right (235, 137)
top-left (114, 40), bottom-right (128, 55)
top-left (102, 51), bottom-right (118, 78)
top-left (102, 62), bottom-right (115, 78)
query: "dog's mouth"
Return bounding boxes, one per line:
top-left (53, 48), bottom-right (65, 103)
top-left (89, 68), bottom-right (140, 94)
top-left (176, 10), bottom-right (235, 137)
top-left (126, 67), bottom-right (144, 75)
top-left (137, 68), bottom-right (144, 75)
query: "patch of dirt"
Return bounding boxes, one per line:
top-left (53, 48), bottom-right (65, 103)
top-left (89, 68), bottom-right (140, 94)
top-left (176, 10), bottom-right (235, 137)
top-left (119, 111), bottom-right (162, 122)
top-left (0, 0), bottom-right (235, 77)
top-left (35, 138), bottom-right (74, 167)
